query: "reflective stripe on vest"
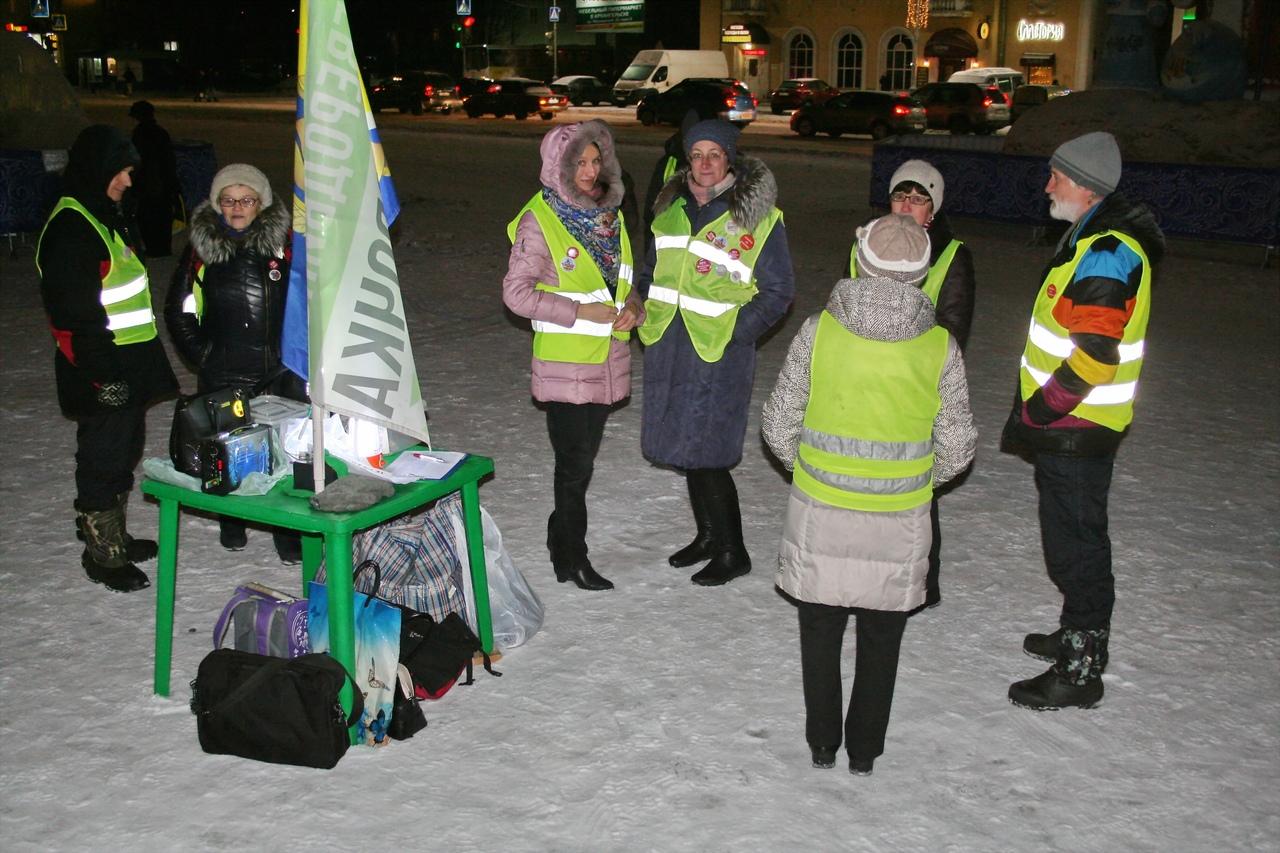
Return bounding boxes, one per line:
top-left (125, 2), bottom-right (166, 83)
top-left (1017, 229), bottom-right (1151, 431)
top-left (848, 238), bottom-right (961, 307)
top-left (507, 194), bottom-right (633, 365)
top-left (639, 198), bottom-right (781, 363)
top-left (794, 311), bottom-right (947, 512)
top-left (37, 197), bottom-right (158, 346)
top-left (181, 266), bottom-right (206, 320)
top-left (662, 156), bottom-right (678, 182)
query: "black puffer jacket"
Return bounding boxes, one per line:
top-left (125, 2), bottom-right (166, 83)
top-left (165, 198), bottom-right (303, 398)
top-left (37, 125), bottom-right (177, 418)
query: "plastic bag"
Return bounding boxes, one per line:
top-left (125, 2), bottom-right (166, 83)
top-left (449, 505), bottom-right (544, 649)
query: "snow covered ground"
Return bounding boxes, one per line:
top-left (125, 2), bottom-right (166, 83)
top-left (1, 106), bottom-right (1277, 852)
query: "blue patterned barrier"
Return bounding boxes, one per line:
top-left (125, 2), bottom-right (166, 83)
top-left (872, 138), bottom-right (1280, 247)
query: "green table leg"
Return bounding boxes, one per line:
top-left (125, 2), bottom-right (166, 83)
top-left (460, 480), bottom-right (494, 653)
top-left (300, 532), bottom-right (323, 588)
top-left (323, 530), bottom-right (359, 744)
top-left (153, 498), bottom-right (180, 696)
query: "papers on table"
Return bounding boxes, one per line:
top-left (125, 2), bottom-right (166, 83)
top-left (383, 450), bottom-right (468, 481)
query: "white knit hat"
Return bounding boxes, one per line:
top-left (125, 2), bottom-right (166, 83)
top-left (889, 159), bottom-right (945, 213)
top-left (209, 163), bottom-right (273, 208)
top-left (855, 214), bottom-right (931, 285)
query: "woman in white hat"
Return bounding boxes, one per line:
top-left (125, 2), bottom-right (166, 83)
top-left (165, 163), bottom-right (306, 560)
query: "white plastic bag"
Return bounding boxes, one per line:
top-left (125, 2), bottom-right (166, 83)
top-left (450, 506), bottom-right (544, 649)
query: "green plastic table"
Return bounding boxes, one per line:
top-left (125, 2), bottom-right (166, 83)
top-left (141, 453), bottom-right (495, 731)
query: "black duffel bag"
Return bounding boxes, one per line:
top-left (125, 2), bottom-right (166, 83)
top-left (170, 387), bottom-right (252, 477)
top-left (190, 649), bottom-right (364, 769)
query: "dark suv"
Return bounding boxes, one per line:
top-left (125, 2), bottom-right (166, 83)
top-left (911, 82), bottom-right (1010, 134)
top-left (636, 78), bottom-right (757, 128)
top-left (790, 90), bottom-right (926, 139)
top-left (463, 78), bottom-right (567, 120)
top-left (550, 75), bottom-right (612, 106)
top-left (768, 78), bottom-right (840, 114)
top-left (368, 70), bottom-right (460, 115)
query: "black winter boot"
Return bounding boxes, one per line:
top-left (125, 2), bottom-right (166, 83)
top-left (668, 470), bottom-right (714, 568)
top-left (220, 518), bottom-right (248, 551)
top-left (548, 513), bottom-right (613, 591)
top-left (77, 506), bottom-right (150, 593)
top-left (690, 470), bottom-right (751, 587)
top-left (1023, 626), bottom-right (1065, 662)
top-left (1009, 627), bottom-right (1108, 710)
top-left (75, 493), bottom-right (158, 563)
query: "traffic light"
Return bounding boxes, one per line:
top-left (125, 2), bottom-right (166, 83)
top-left (463, 16), bottom-right (475, 28)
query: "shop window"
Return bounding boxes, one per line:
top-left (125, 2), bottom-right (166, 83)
top-left (885, 33), bottom-right (914, 90)
top-left (836, 32), bottom-right (864, 89)
top-left (788, 33), bottom-right (814, 78)
top-left (1028, 65), bottom-right (1054, 84)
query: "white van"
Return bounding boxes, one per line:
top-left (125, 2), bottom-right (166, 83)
top-left (612, 49), bottom-right (730, 106)
top-left (948, 66), bottom-right (1025, 96)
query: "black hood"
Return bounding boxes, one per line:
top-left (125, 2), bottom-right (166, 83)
top-left (1073, 192), bottom-right (1166, 266)
top-left (62, 124), bottom-right (141, 218)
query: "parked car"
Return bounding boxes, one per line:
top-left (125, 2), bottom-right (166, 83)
top-left (457, 76), bottom-right (497, 100)
top-left (768, 78), bottom-right (840, 114)
top-left (911, 82), bottom-right (1010, 134)
top-left (1010, 83), bottom-right (1071, 123)
top-left (790, 90), bottom-right (926, 140)
top-left (948, 66), bottom-right (1025, 97)
top-left (550, 75), bottom-right (612, 106)
top-left (368, 70), bottom-right (461, 115)
top-left (463, 78), bottom-right (567, 120)
top-left (636, 78), bottom-right (757, 128)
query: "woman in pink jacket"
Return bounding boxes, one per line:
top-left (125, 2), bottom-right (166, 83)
top-left (504, 120), bottom-right (643, 591)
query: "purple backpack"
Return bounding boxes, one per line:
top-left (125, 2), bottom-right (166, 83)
top-left (213, 583), bottom-right (310, 659)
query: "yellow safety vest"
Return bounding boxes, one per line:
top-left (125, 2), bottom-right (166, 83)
top-left (1018, 230), bottom-right (1151, 431)
top-left (794, 311), bottom-right (947, 512)
top-left (639, 198), bottom-right (781, 363)
top-left (849, 238), bottom-right (961, 307)
top-left (36, 197), bottom-right (159, 346)
top-left (662, 156), bottom-right (678, 182)
top-left (507, 194), bottom-right (634, 365)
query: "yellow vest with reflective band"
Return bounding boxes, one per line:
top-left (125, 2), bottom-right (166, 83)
top-left (506, 194), bottom-right (634, 365)
top-left (37, 197), bottom-right (159, 346)
top-left (662, 156), bottom-right (678, 182)
top-left (794, 311), bottom-right (947, 512)
top-left (639, 198), bottom-right (782, 363)
top-left (849, 238), bottom-right (961, 307)
top-left (1018, 229), bottom-right (1151, 431)
top-left (180, 265), bottom-right (206, 322)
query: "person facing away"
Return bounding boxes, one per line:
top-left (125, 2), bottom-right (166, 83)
top-left (36, 124), bottom-right (179, 593)
top-left (849, 158), bottom-right (976, 610)
top-left (502, 119), bottom-right (643, 591)
top-left (165, 163), bottom-right (306, 562)
top-left (762, 214), bottom-right (976, 776)
top-left (1002, 131), bottom-right (1164, 711)
top-left (635, 118), bottom-right (795, 587)
top-left (128, 100), bottom-right (180, 258)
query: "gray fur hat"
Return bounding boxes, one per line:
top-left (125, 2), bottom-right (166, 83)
top-left (210, 163), bottom-right (273, 208)
top-left (856, 214), bottom-right (931, 285)
top-left (1050, 131), bottom-right (1121, 197)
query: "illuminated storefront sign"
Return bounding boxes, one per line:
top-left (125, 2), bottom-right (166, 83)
top-left (1017, 19), bottom-right (1065, 42)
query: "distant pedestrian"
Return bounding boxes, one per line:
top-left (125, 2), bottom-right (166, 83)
top-left (879, 72), bottom-right (891, 91)
top-left (637, 119), bottom-right (795, 586)
top-left (36, 125), bottom-right (178, 592)
top-left (128, 100), bottom-right (180, 257)
top-left (1002, 132), bottom-right (1164, 710)
top-left (763, 214), bottom-right (976, 775)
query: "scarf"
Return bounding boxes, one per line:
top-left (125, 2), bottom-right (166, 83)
top-left (542, 187), bottom-right (621, 293)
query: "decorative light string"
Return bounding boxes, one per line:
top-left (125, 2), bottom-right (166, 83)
top-left (906, 0), bottom-right (930, 30)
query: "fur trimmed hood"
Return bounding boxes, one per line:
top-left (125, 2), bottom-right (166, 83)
top-left (187, 197), bottom-right (290, 265)
top-left (653, 154), bottom-right (777, 232)
top-left (539, 119), bottom-right (625, 210)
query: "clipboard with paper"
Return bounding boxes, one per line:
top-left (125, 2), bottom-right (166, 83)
top-left (384, 449), bottom-right (468, 481)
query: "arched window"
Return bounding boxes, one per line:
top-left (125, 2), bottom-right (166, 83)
top-left (788, 33), bottom-right (814, 79)
top-left (885, 33), bottom-right (914, 90)
top-left (835, 32), bottom-right (864, 89)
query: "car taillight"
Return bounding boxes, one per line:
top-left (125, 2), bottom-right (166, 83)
top-left (487, 83), bottom-right (500, 93)
top-left (423, 84), bottom-right (435, 97)
top-left (982, 96), bottom-right (992, 108)
top-left (751, 95), bottom-right (758, 106)
top-left (539, 97), bottom-right (548, 105)
top-left (893, 104), bottom-right (909, 116)
top-left (725, 97), bottom-right (736, 108)
top-left (453, 85), bottom-right (461, 94)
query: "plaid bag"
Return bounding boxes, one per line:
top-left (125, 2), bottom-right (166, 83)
top-left (317, 493), bottom-right (467, 622)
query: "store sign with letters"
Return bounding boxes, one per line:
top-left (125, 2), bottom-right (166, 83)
top-left (1017, 19), bottom-right (1065, 41)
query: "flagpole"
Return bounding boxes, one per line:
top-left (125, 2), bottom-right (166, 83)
top-left (312, 402), bottom-right (326, 493)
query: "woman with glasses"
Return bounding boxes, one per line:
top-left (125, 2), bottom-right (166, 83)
top-left (850, 159), bottom-right (975, 609)
top-left (165, 163), bottom-right (306, 561)
top-left (636, 119), bottom-right (795, 587)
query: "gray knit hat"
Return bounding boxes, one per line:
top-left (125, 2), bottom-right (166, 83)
top-left (855, 214), bottom-right (931, 285)
top-left (210, 163), bottom-right (273, 208)
top-left (890, 159), bottom-right (944, 213)
top-left (684, 119), bottom-right (740, 163)
top-left (1050, 131), bottom-right (1121, 197)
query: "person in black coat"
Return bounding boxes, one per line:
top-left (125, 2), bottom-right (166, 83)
top-left (37, 124), bottom-right (178, 593)
top-left (128, 100), bottom-right (180, 258)
top-left (165, 163), bottom-right (305, 560)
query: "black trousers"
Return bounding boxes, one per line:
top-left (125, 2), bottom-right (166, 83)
top-left (74, 405), bottom-right (147, 510)
top-left (545, 401), bottom-right (610, 564)
top-left (1034, 451), bottom-right (1116, 630)
top-left (797, 601), bottom-right (908, 762)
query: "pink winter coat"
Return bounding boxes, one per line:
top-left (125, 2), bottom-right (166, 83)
top-left (503, 120), bottom-right (643, 405)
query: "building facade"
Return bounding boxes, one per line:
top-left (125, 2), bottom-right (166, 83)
top-left (701, 0), bottom-right (1100, 97)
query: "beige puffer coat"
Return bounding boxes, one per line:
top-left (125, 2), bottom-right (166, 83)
top-left (761, 276), bottom-right (977, 611)
top-left (502, 120), bottom-right (643, 404)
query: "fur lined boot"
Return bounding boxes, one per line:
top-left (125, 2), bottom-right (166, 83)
top-left (77, 505), bottom-right (151, 593)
